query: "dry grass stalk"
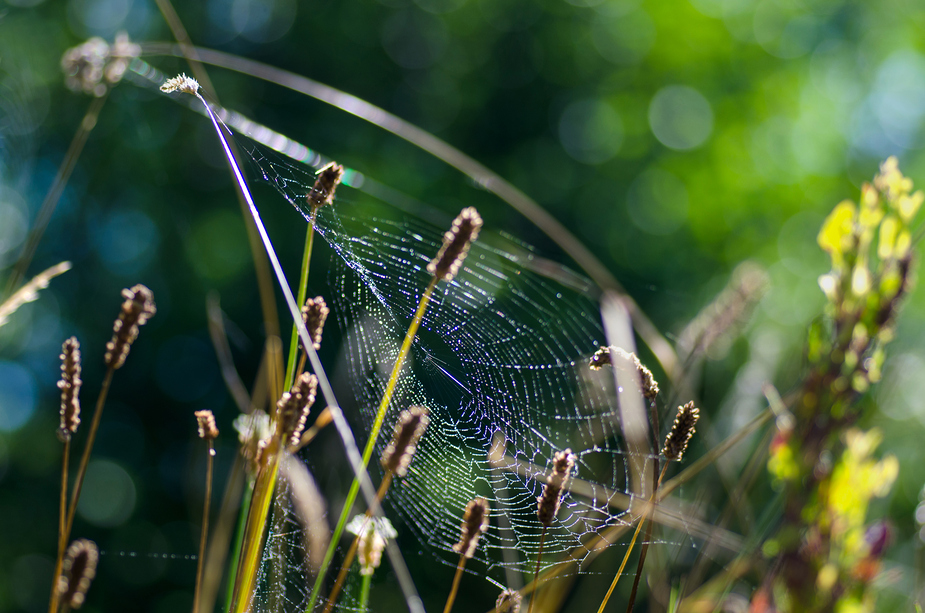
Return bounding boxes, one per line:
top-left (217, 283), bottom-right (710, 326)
top-left (193, 410), bottom-right (218, 613)
top-left (445, 497), bottom-right (490, 613)
top-left (307, 162), bottom-right (345, 208)
top-left (325, 406), bottom-right (430, 613)
top-left (57, 539), bottom-right (98, 611)
top-left (104, 284), bottom-right (157, 370)
top-left (530, 449), bottom-right (576, 613)
top-left (663, 402), bottom-right (700, 462)
top-left (428, 207), bottom-right (483, 282)
top-left (0, 261), bottom-right (72, 327)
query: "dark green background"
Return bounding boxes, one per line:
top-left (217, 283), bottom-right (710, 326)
top-left (1, 0), bottom-right (925, 611)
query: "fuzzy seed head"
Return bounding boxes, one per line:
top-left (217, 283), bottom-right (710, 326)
top-left (589, 346), bottom-right (659, 401)
top-left (537, 449), bottom-right (576, 527)
top-left (381, 406), bottom-right (430, 477)
top-left (307, 162), bottom-right (345, 208)
top-left (195, 410), bottom-right (219, 442)
top-left (427, 207), bottom-right (483, 282)
top-left (104, 284), bottom-right (156, 370)
top-left (454, 497), bottom-right (489, 559)
top-left (160, 73), bottom-right (200, 95)
top-left (58, 539), bottom-right (98, 609)
top-left (496, 589), bottom-right (522, 613)
top-left (663, 401), bottom-right (700, 461)
top-left (278, 372), bottom-right (318, 448)
top-left (301, 296), bottom-right (330, 351)
top-left (57, 337), bottom-right (82, 442)
top-left (60, 33), bottom-right (139, 97)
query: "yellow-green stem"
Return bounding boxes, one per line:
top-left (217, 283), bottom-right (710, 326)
top-left (443, 556), bottom-right (468, 613)
top-left (231, 449), bottom-right (282, 613)
top-left (323, 474), bottom-right (393, 613)
top-left (596, 464), bottom-right (669, 613)
top-left (284, 216), bottom-right (317, 392)
top-left (50, 367), bottom-right (114, 613)
top-left (307, 277), bottom-right (437, 612)
top-left (194, 442), bottom-right (215, 613)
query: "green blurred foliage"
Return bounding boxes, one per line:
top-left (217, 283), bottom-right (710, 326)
top-left (1, 0), bottom-right (925, 611)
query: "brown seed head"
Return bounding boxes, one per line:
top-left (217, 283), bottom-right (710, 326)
top-left (454, 497), bottom-right (489, 559)
top-left (537, 448), bottom-right (576, 527)
top-left (301, 296), bottom-right (330, 351)
top-left (663, 401), bottom-right (700, 461)
top-left (307, 162), bottom-right (345, 208)
top-left (427, 207), bottom-right (483, 282)
top-left (195, 410), bottom-right (219, 442)
top-left (381, 406), bottom-right (430, 477)
top-left (104, 284), bottom-right (156, 370)
top-left (57, 539), bottom-right (98, 610)
top-left (57, 337), bottom-right (82, 442)
top-left (589, 346), bottom-right (659, 401)
top-left (496, 589), bottom-right (523, 613)
top-left (278, 372), bottom-right (318, 448)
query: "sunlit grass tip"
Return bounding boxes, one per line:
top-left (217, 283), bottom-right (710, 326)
top-left (589, 346), bottom-right (659, 401)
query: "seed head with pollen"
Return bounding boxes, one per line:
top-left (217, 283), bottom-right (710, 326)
top-left (58, 539), bottom-right (98, 610)
top-left (537, 448), bottom-right (576, 527)
top-left (301, 296), bottom-right (330, 351)
top-left (428, 207), bottom-right (483, 282)
top-left (381, 406), bottom-right (430, 477)
top-left (454, 497), bottom-right (490, 559)
top-left (104, 284), bottom-right (156, 370)
top-left (57, 336), bottom-right (82, 442)
top-left (663, 401), bottom-right (700, 462)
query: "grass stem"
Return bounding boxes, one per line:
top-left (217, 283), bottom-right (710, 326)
top-left (193, 440), bottom-right (215, 613)
top-left (443, 557), bottom-right (468, 613)
top-left (307, 277), bottom-right (437, 612)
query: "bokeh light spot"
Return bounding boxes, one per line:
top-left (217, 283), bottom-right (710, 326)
top-left (77, 459), bottom-right (137, 527)
top-left (92, 208), bottom-right (159, 276)
top-left (0, 362), bottom-right (36, 433)
top-left (558, 98), bottom-right (624, 165)
top-left (626, 167), bottom-right (689, 236)
top-left (649, 85), bottom-right (714, 151)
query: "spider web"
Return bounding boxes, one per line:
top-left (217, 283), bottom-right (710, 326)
top-left (229, 128), bottom-right (698, 608)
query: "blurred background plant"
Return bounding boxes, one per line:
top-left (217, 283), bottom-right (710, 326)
top-left (2, 0), bottom-right (925, 611)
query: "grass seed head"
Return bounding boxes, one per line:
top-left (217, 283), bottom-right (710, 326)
top-left (301, 296), bottom-right (330, 351)
top-left (537, 448), bottom-right (576, 527)
top-left (454, 497), bottom-right (490, 559)
top-left (496, 588), bottom-right (523, 613)
top-left (57, 336), bottom-right (82, 442)
top-left (428, 207), bottom-right (483, 282)
top-left (278, 372), bottom-right (318, 448)
top-left (160, 73), bottom-right (200, 96)
top-left (195, 409), bottom-right (219, 443)
top-left (381, 406), bottom-right (430, 477)
top-left (307, 162), bottom-right (345, 208)
top-left (589, 346), bottom-right (659, 401)
top-left (104, 284), bottom-right (156, 370)
top-left (663, 401), bottom-right (700, 461)
top-left (58, 539), bottom-right (98, 610)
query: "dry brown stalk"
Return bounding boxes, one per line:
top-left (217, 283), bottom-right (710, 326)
top-left (193, 410), bottom-right (218, 613)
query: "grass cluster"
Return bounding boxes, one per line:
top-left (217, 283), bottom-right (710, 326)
top-left (2, 13), bottom-right (924, 613)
